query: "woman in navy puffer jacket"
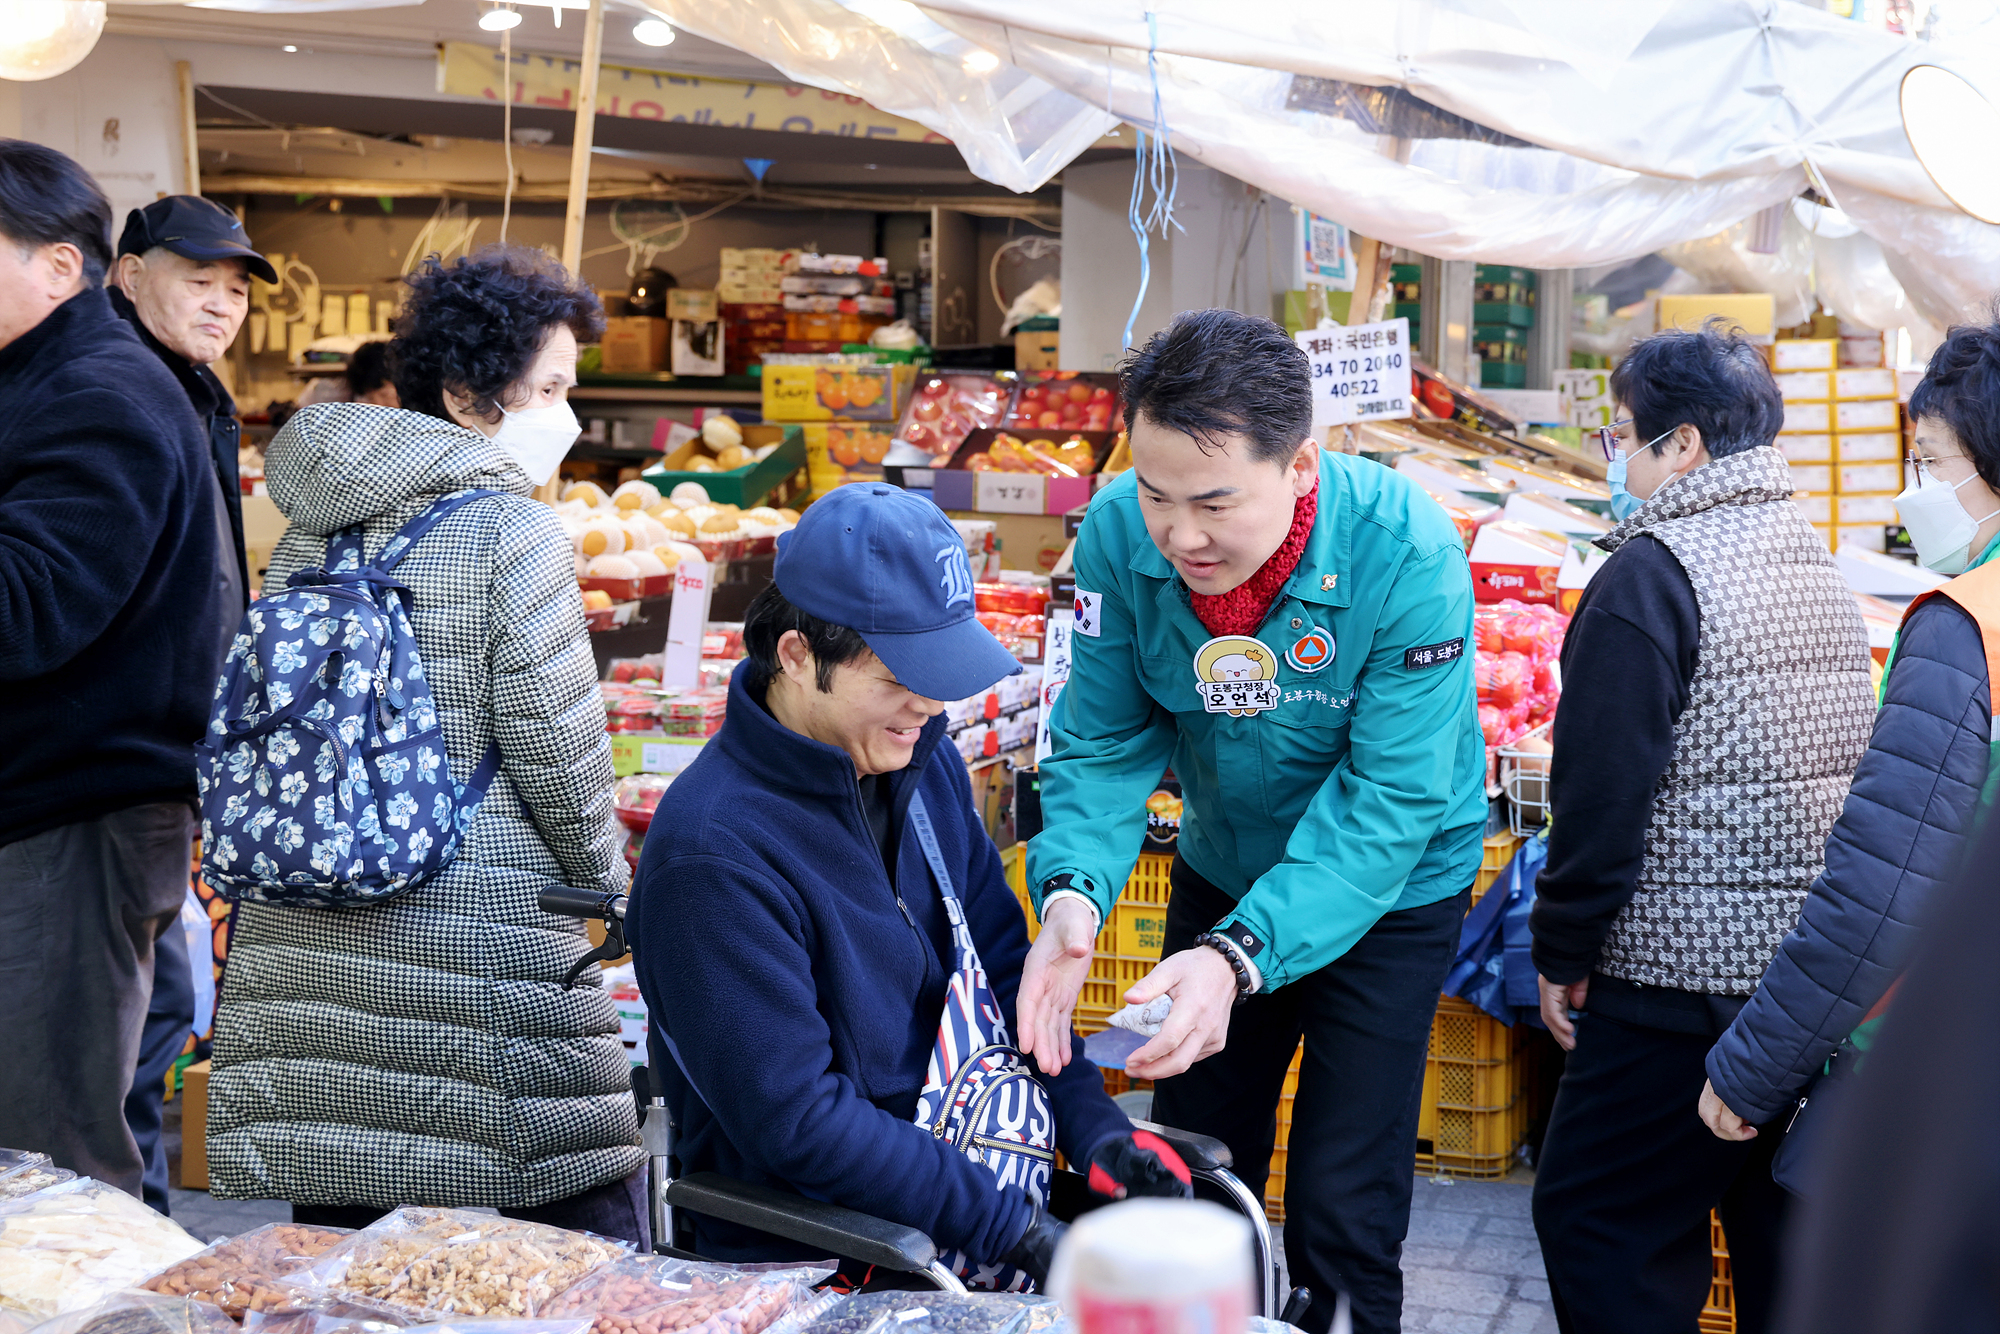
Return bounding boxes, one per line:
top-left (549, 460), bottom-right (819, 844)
top-left (1700, 321), bottom-right (2000, 1142)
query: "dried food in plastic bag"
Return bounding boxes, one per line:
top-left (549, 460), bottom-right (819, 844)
top-left (542, 1258), bottom-right (834, 1334)
top-left (414, 1320), bottom-right (595, 1334)
top-left (144, 1223), bottom-right (354, 1317)
top-left (242, 1294), bottom-right (420, 1334)
top-left (796, 1293), bottom-right (1035, 1334)
top-left (0, 1178), bottom-right (204, 1322)
top-left (0, 1166), bottom-right (74, 1204)
top-left (0, 1153), bottom-right (72, 1205)
top-left (297, 1208), bottom-right (629, 1318)
top-left (26, 1291), bottom-right (240, 1334)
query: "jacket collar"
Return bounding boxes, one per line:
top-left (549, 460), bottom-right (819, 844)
top-left (0, 286), bottom-right (125, 381)
top-left (715, 659), bottom-right (948, 810)
top-left (1597, 445), bottom-right (1794, 554)
top-left (106, 285), bottom-right (232, 422)
top-left (1123, 448), bottom-right (1357, 614)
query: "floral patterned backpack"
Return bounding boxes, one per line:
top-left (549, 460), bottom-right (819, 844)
top-left (197, 490), bottom-right (504, 907)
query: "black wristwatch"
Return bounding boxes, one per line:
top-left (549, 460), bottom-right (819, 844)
top-left (1194, 931), bottom-right (1256, 1005)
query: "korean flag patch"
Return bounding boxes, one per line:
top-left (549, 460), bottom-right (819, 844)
top-left (1073, 589), bottom-right (1102, 637)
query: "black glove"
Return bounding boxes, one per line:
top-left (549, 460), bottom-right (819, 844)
top-left (999, 1202), bottom-right (1067, 1287)
top-left (1089, 1130), bottom-right (1194, 1200)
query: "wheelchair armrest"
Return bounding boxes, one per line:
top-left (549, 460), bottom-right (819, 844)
top-left (1129, 1119), bottom-right (1233, 1173)
top-left (665, 1173), bottom-right (940, 1274)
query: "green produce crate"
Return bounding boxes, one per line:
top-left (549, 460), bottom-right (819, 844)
top-left (640, 423), bottom-right (808, 509)
top-left (1474, 323), bottom-right (1528, 365)
top-left (1480, 361), bottom-right (1528, 389)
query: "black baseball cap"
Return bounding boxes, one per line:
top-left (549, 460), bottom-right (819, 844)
top-left (118, 196), bottom-right (276, 283)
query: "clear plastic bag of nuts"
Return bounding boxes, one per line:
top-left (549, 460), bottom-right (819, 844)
top-left (287, 1209), bottom-right (631, 1319)
top-left (539, 1258), bottom-right (835, 1334)
top-left (19, 1289), bottom-right (240, 1334)
top-left (795, 1294), bottom-right (1040, 1334)
top-left (0, 1150), bottom-right (75, 1204)
top-left (143, 1224), bottom-right (354, 1318)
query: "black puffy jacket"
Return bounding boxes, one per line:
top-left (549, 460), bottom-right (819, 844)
top-left (1704, 592), bottom-right (1994, 1123)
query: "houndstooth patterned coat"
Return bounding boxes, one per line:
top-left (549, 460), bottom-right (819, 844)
top-left (207, 402), bottom-right (643, 1208)
top-left (1592, 445), bottom-right (1875, 995)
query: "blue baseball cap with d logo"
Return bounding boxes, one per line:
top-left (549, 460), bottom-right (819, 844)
top-left (775, 483), bottom-right (1021, 701)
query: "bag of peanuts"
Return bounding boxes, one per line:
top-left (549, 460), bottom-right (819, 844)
top-left (539, 1257), bottom-right (834, 1334)
top-left (287, 1208), bottom-right (631, 1320)
top-left (15, 1290), bottom-right (239, 1334)
top-left (143, 1223), bottom-right (354, 1317)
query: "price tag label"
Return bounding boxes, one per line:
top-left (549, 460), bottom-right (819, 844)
top-left (974, 471), bottom-right (1046, 515)
top-left (1296, 318), bottom-right (1413, 428)
top-left (638, 739), bottom-right (707, 773)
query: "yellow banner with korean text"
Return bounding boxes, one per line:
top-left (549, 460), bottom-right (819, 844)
top-left (438, 41), bottom-right (951, 143)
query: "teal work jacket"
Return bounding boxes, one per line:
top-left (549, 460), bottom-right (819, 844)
top-left (1028, 449), bottom-right (1487, 990)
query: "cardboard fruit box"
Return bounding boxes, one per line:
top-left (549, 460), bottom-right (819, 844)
top-left (922, 428), bottom-right (1117, 515)
top-left (640, 423), bottom-right (809, 510)
top-left (761, 362), bottom-right (916, 422)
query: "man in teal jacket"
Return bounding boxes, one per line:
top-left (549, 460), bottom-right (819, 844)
top-left (1020, 310), bottom-right (1486, 1334)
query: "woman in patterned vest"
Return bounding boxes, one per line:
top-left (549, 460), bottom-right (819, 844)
top-left (1525, 323), bottom-right (1876, 1334)
top-left (206, 248), bottom-right (645, 1239)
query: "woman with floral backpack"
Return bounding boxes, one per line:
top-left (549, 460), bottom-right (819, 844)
top-left (205, 247), bottom-right (644, 1240)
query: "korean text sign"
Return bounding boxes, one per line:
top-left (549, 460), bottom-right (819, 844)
top-left (1296, 318), bottom-right (1412, 428)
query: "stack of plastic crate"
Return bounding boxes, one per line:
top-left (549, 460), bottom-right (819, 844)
top-left (1773, 339), bottom-right (1904, 554)
top-left (1701, 1211), bottom-right (1736, 1333)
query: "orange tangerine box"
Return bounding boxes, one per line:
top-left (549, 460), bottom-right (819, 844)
top-left (762, 362), bottom-right (915, 422)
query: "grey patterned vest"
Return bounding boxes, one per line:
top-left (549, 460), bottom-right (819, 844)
top-left (1594, 446), bottom-right (1875, 995)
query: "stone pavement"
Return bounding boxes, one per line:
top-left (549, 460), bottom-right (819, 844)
top-left (162, 1096), bottom-right (1556, 1332)
top-left (1400, 1170), bottom-right (1557, 1334)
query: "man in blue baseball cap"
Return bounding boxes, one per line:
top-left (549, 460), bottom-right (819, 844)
top-left (626, 483), bottom-right (1190, 1285)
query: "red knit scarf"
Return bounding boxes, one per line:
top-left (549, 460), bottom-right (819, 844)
top-left (1187, 483), bottom-right (1319, 637)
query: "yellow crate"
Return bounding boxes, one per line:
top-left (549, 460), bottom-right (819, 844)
top-left (1114, 901), bottom-right (1170, 958)
top-left (1127, 853), bottom-right (1174, 906)
top-left (1267, 1044), bottom-right (1304, 1223)
top-left (1471, 832), bottom-right (1523, 908)
top-left (1702, 1212), bottom-right (1735, 1333)
top-left (1415, 997), bottom-right (1531, 1180)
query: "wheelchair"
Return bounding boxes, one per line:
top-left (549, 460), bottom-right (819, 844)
top-left (540, 886), bottom-right (1301, 1320)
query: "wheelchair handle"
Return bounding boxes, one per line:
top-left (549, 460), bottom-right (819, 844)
top-left (539, 886), bottom-right (627, 920)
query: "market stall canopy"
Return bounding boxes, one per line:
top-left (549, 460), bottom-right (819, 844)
top-left (641, 0), bottom-right (2000, 319)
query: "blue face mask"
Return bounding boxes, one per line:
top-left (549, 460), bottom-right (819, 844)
top-left (1606, 427), bottom-right (1678, 521)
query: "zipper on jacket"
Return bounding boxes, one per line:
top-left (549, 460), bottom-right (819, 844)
top-left (850, 777), bottom-right (930, 965)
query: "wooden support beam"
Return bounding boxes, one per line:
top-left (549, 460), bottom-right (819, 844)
top-left (176, 61), bottom-right (201, 196)
top-left (560, 0), bottom-right (605, 274)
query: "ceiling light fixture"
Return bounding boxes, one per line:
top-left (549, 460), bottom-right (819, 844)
top-left (0, 0), bottom-right (107, 81)
top-left (281, 43), bottom-right (298, 51)
top-left (478, 3), bottom-right (522, 31)
top-left (1901, 63), bottom-right (2000, 225)
top-left (632, 17), bottom-right (674, 45)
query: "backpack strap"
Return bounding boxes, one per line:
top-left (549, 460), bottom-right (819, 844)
top-left (377, 488), bottom-right (508, 573)
top-left (908, 790), bottom-right (983, 975)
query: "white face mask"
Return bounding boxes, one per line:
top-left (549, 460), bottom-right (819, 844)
top-left (492, 399), bottom-right (580, 486)
top-left (1893, 466), bottom-right (2000, 575)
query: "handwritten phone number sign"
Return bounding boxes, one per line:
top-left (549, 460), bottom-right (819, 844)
top-left (1296, 317), bottom-right (1413, 427)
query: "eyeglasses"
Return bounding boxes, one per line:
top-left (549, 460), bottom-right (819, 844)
top-left (1592, 420), bottom-right (1631, 461)
top-left (1907, 452), bottom-right (1954, 481)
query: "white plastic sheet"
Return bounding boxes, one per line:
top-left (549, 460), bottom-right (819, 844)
top-left (687, 0), bottom-right (2000, 308)
top-left (632, 0), bottom-right (1117, 194)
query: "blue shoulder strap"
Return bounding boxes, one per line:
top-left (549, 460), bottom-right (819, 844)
top-left (328, 488), bottom-right (506, 574)
top-left (907, 791), bottom-right (959, 914)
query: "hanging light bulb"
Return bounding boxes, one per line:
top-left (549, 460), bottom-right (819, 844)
top-left (632, 17), bottom-right (675, 45)
top-left (1901, 64), bottom-right (2000, 224)
top-left (0, 1), bottom-right (107, 82)
top-left (478, 3), bottom-right (522, 31)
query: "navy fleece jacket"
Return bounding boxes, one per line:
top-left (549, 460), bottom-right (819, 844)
top-left (629, 661), bottom-right (1130, 1265)
top-left (0, 287), bottom-right (227, 845)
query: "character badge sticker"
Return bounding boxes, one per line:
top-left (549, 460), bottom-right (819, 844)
top-left (1193, 635), bottom-right (1280, 717)
top-left (1285, 628), bottom-right (1335, 674)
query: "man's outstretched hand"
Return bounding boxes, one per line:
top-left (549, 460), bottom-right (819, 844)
top-left (1017, 896), bottom-right (1097, 1076)
top-left (1122, 946), bottom-right (1237, 1081)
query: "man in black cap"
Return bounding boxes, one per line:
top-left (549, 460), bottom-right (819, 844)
top-left (107, 195), bottom-right (271, 1213)
top-left (111, 194), bottom-right (273, 627)
top-left (0, 142), bottom-right (225, 1206)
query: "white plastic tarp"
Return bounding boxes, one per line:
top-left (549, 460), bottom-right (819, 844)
top-left (675, 0), bottom-right (2000, 320)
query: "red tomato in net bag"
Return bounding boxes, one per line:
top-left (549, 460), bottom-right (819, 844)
top-left (1476, 651), bottom-right (1531, 708)
top-left (1479, 703), bottom-right (1505, 747)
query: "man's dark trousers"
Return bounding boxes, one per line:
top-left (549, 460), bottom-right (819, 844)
top-left (1532, 1009), bottom-right (1790, 1334)
top-left (0, 803), bottom-right (194, 1197)
top-left (1149, 857), bottom-right (1467, 1334)
top-left (129, 917), bottom-right (196, 1212)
